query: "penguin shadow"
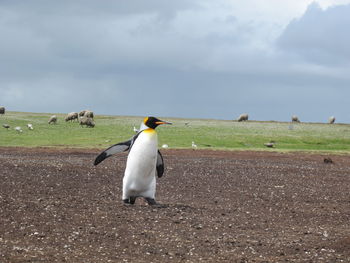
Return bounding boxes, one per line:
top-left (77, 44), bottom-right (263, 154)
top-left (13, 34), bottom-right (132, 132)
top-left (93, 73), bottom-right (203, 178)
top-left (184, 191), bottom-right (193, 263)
top-left (125, 202), bottom-right (169, 209)
top-left (122, 200), bottom-right (196, 211)
top-left (121, 198), bottom-right (169, 209)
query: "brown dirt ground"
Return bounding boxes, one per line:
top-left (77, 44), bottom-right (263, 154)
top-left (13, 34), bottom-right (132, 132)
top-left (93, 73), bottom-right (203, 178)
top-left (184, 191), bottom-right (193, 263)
top-left (1, 147), bottom-right (350, 263)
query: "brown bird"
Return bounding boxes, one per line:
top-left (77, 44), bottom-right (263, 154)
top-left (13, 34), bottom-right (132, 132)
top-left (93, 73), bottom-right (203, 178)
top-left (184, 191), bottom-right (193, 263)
top-left (324, 158), bottom-right (333, 164)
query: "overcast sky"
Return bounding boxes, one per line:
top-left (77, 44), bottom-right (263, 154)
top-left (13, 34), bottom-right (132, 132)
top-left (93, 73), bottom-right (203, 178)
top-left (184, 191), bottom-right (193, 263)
top-left (1, 0), bottom-right (350, 122)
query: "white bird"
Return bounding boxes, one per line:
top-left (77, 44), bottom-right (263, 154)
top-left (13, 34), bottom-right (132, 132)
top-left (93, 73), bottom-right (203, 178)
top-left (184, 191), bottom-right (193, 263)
top-left (133, 126), bottom-right (139, 133)
top-left (192, 141), bottom-right (197, 149)
top-left (27, 123), bottom-right (34, 130)
top-left (264, 142), bottom-right (275, 148)
top-left (94, 117), bottom-right (172, 205)
top-left (162, 144), bottom-right (169, 149)
top-left (15, 126), bottom-right (23, 133)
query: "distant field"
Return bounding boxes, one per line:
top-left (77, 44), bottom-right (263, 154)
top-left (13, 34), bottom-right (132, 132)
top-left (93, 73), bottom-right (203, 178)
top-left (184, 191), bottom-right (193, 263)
top-left (1, 111), bottom-right (350, 153)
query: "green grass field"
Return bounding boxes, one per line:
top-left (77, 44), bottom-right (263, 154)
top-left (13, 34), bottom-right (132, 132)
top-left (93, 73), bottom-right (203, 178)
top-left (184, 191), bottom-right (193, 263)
top-left (1, 111), bottom-right (350, 153)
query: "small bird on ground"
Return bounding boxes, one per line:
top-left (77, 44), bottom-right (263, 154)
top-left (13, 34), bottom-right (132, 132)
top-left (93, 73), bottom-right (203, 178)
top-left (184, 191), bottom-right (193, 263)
top-left (2, 124), bottom-right (10, 130)
top-left (162, 144), bottom-right (169, 149)
top-left (15, 126), bottom-right (22, 133)
top-left (192, 141), bottom-right (197, 149)
top-left (94, 117), bottom-right (172, 206)
top-left (324, 157), bottom-right (333, 164)
top-left (264, 142), bottom-right (275, 148)
top-left (27, 124), bottom-right (34, 130)
top-left (133, 126), bottom-right (139, 133)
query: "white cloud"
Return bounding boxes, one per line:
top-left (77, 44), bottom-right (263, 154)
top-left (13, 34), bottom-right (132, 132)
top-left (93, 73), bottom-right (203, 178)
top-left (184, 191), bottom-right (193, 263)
top-left (0, 1), bottom-right (350, 122)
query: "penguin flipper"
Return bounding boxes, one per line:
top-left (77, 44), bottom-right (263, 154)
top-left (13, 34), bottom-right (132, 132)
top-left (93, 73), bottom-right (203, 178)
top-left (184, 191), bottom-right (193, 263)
top-left (94, 140), bottom-right (131, 166)
top-left (156, 150), bottom-right (164, 178)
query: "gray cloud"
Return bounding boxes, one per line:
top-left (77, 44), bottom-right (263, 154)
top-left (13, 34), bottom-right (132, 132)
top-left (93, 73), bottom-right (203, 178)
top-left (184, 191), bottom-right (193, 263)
top-left (277, 3), bottom-right (350, 66)
top-left (0, 1), bottom-right (349, 123)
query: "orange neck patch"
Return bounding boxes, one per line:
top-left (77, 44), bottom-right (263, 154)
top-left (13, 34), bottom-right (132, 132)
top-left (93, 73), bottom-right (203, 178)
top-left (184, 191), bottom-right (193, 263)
top-left (143, 128), bottom-right (156, 133)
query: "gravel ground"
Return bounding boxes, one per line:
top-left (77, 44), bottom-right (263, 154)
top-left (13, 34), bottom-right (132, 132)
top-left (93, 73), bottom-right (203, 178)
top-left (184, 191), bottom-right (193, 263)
top-left (1, 147), bottom-right (350, 262)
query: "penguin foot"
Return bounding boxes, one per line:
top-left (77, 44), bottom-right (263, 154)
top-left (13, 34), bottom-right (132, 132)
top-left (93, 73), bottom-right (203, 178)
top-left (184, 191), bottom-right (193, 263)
top-left (123, 197), bottom-right (136, 205)
top-left (144, 197), bottom-right (157, 206)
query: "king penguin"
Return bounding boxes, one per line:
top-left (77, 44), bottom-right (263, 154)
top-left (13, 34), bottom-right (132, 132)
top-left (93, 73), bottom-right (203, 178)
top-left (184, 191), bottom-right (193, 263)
top-left (94, 117), bottom-right (172, 205)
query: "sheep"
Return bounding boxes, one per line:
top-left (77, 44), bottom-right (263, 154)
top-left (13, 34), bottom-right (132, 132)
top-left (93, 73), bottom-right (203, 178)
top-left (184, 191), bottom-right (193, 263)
top-left (84, 110), bottom-right (94, 118)
top-left (237, 113), bottom-right (249, 122)
top-left (0, 106), bottom-right (5, 115)
top-left (328, 116), bottom-right (336, 124)
top-left (2, 124), bottom-right (10, 130)
top-left (79, 116), bottom-right (95, 128)
top-left (79, 110), bottom-right (94, 119)
top-left (85, 118), bottom-right (95, 128)
top-left (65, 112), bottom-right (79, 122)
top-left (48, 115), bottom-right (57, 124)
top-left (79, 110), bottom-right (87, 117)
top-left (291, 115), bottom-right (300, 123)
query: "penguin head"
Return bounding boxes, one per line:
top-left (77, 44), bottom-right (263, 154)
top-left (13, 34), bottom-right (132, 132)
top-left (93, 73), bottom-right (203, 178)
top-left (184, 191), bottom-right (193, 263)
top-left (143, 116), bottom-right (172, 129)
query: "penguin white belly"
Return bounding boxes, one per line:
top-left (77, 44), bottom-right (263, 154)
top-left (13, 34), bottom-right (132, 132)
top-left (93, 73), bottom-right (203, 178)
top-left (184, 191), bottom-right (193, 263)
top-left (123, 129), bottom-right (158, 200)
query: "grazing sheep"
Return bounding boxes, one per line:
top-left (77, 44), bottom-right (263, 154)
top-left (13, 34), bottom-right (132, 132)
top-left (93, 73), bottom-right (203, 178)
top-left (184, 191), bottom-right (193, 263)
top-left (48, 115), bottom-right (57, 124)
top-left (84, 110), bottom-right (94, 118)
top-left (291, 115), bottom-right (300, 123)
top-left (0, 106), bottom-right (5, 115)
top-left (79, 116), bottom-right (95, 128)
top-left (2, 124), bottom-right (10, 130)
top-left (79, 110), bottom-right (94, 118)
top-left (27, 123), bottom-right (34, 130)
top-left (328, 116), bottom-right (336, 124)
top-left (237, 113), bottom-right (249, 122)
top-left (15, 126), bottom-right (22, 133)
top-left (79, 110), bottom-right (87, 117)
top-left (65, 112), bottom-right (79, 122)
top-left (86, 118), bottom-right (95, 128)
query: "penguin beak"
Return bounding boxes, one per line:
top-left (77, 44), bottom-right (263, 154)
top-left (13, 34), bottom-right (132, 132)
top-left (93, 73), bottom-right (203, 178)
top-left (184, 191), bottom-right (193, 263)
top-left (156, 120), bottom-right (172, 125)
